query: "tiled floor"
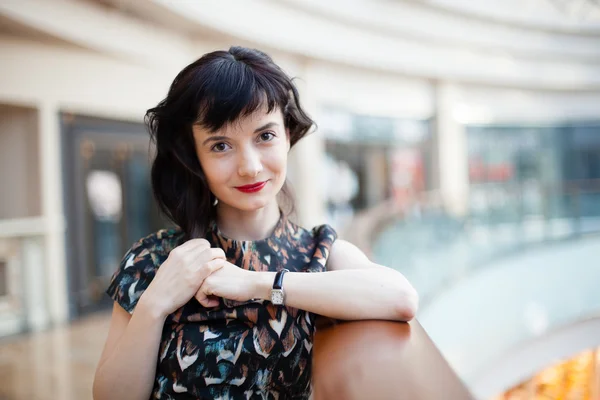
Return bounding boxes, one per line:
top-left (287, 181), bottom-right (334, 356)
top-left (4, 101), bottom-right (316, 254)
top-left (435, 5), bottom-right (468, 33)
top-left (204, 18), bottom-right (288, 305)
top-left (0, 312), bottom-right (111, 400)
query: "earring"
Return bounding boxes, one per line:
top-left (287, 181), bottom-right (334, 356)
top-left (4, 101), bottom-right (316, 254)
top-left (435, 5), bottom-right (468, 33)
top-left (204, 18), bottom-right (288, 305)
top-left (213, 197), bottom-right (218, 206)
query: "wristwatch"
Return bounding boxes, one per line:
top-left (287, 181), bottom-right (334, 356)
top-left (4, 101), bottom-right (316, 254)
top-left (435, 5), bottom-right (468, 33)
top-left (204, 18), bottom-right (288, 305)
top-left (270, 269), bottom-right (289, 306)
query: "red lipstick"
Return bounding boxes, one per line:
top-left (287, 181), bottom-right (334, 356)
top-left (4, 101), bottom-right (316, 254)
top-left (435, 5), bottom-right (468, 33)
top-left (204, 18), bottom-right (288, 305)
top-left (235, 181), bottom-right (267, 193)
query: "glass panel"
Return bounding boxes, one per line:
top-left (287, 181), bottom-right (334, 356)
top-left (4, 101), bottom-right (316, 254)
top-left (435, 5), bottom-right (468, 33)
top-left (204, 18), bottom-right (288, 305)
top-left (319, 108), bottom-right (431, 230)
top-left (375, 121), bottom-right (600, 299)
top-left (72, 133), bottom-right (167, 313)
top-left (86, 168), bottom-right (123, 279)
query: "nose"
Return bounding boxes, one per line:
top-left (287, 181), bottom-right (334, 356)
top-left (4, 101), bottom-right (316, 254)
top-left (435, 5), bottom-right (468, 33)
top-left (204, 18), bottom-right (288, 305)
top-left (237, 147), bottom-right (263, 178)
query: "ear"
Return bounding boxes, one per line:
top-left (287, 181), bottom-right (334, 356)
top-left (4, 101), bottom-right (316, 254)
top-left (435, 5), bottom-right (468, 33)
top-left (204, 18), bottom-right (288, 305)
top-left (286, 128), bottom-right (291, 151)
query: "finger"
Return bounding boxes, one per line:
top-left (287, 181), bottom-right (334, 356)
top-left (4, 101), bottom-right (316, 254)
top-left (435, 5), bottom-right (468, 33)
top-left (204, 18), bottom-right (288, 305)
top-left (195, 289), bottom-right (219, 308)
top-left (199, 295), bottom-right (220, 308)
top-left (206, 247), bottom-right (226, 261)
top-left (206, 258), bottom-right (225, 274)
top-left (194, 288), bottom-right (207, 302)
top-left (185, 246), bottom-right (225, 265)
top-left (176, 238), bottom-right (211, 254)
top-left (195, 258), bottom-right (225, 282)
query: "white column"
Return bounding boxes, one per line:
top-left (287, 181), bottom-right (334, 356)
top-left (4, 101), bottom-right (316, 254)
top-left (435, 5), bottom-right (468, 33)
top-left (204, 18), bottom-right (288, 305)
top-left (38, 102), bottom-right (68, 325)
top-left (287, 127), bottom-right (327, 228)
top-left (21, 236), bottom-right (49, 330)
top-left (435, 82), bottom-right (469, 217)
top-left (286, 63), bottom-right (326, 228)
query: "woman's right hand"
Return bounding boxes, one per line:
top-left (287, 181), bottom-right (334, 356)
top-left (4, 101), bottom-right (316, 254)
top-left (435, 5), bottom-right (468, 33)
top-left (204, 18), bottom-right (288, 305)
top-left (140, 238), bottom-right (226, 318)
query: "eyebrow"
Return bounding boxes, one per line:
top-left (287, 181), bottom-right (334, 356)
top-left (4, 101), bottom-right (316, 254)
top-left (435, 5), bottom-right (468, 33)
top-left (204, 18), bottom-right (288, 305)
top-left (202, 122), bottom-right (280, 146)
top-left (253, 122), bottom-right (279, 133)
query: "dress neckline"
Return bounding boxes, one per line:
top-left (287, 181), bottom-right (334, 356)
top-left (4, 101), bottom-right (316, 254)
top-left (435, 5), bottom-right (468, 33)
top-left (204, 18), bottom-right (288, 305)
top-left (209, 210), bottom-right (287, 245)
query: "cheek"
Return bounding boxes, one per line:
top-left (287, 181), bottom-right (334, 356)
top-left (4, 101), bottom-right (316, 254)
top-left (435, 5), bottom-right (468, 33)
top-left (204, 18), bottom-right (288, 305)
top-left (199, 157), bottom-right (229, 189)
top-left (266, 149), bottom-right (288, 175)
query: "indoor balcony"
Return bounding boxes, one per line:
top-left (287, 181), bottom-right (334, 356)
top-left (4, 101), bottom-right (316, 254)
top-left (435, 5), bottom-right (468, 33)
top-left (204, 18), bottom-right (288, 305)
top-left (364, 180), bottom-right (600, 398)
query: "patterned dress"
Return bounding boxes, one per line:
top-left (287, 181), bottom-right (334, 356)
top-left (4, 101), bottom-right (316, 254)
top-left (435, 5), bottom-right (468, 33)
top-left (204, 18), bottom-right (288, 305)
top-left (106, 213), bottom-right (337, 399)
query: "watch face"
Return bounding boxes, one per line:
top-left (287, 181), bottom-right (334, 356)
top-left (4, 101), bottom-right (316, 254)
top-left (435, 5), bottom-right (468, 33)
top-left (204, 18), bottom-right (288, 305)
top-left (271, 289), bottom-right (284, 305)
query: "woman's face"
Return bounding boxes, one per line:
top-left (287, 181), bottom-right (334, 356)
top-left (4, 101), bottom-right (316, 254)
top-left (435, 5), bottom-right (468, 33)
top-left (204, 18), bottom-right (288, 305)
top-left (192, 107), bottom-right (290, 213)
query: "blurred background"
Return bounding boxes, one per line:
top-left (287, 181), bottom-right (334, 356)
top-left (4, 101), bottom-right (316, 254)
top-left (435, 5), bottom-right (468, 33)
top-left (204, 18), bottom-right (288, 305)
top-left (0, 0), bottom-right (599, 399)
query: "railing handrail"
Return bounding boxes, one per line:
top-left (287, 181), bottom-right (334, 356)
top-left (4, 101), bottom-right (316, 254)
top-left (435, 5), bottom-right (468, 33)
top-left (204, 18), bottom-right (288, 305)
top-left (313, 318), bottom-right (475, 400)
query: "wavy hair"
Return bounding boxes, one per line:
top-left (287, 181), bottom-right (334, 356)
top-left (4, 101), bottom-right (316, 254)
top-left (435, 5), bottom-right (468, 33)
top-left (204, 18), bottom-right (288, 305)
top-left (145, 46), bottom-right (314, 239)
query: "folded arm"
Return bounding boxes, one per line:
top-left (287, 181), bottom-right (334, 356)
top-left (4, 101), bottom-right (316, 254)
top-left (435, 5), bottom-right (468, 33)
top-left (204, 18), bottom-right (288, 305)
top-left (260, 239), bottom-right (418, 321)
top-left (202, 239), bottom-right (419, 321)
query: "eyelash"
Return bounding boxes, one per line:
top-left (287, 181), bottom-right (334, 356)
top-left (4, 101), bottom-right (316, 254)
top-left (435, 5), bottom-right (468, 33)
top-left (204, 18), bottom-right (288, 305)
top-left (259, 131), bottom-right (276, 142)
top-left (210, 131), bottom-right (276, 153)
top-left (211, 142), bottom-right (230, 153)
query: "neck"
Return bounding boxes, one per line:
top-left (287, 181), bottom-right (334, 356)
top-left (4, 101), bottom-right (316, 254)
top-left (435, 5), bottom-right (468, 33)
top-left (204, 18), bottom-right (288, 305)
top-left (215, 200), bottom-right (281, 241)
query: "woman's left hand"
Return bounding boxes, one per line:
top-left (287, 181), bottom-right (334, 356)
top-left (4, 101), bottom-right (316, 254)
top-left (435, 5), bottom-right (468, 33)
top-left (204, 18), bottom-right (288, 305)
top-left (195, 260), bottom-right (268, 304)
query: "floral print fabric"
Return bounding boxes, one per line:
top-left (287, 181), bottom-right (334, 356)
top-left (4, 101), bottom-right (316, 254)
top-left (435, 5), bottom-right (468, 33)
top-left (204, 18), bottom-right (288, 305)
top-left (106, 214), bottom-right (337, 399)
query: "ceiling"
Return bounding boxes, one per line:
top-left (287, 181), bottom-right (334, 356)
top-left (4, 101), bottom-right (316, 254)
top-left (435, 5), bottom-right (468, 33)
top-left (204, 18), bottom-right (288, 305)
top-left (419, 0), bottom-right (600, 32)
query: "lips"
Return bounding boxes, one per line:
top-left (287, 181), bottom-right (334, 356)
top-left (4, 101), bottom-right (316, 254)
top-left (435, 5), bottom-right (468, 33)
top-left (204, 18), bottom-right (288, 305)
top-left (235, 181), bottom-right (267, 193)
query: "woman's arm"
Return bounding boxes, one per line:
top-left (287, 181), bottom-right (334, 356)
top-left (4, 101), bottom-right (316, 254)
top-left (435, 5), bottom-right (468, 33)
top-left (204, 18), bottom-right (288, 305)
top-left (261, 239), bottom-right (418, 321)
top-left (93, 297), bottom-right (167, 400)
top-left (200, 239), bottom-right (419, 321)
top-left (94, 239), bottom-right (225, 400)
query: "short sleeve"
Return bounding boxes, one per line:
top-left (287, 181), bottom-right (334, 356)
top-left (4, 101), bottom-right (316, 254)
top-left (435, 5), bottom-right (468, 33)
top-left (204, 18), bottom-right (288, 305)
top-left (105, 239), bottom-right (158, 314)
top-left (303, 224), bottom-right (338, 273)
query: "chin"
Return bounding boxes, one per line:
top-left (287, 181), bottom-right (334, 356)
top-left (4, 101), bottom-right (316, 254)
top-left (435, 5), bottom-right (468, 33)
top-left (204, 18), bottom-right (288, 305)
top-left (225, 195), bottom-right (271, 212)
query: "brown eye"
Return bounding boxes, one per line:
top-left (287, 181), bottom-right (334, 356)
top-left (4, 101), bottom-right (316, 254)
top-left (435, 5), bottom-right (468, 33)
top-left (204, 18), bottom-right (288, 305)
top-left (259, 132), bottom-right (275, 142)
top-left (211, 142), bottom-right (230, 152)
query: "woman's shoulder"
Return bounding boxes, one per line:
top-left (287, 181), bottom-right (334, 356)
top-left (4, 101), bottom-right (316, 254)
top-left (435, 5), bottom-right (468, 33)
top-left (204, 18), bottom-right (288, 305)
top-left (106, 227), bottom-right (184, 313)
top-left (128, 226), bottom-right (185, 258)
top-left (284, 220), bottom-right (338, 265)
top-left (309, 223), bottom-right (337, 240)
top-left (281, 221), bottom-right (337, 273)
top-left (118, 227), bottom-right (184, 272)
top-left (287, 220), bottom-right (337, 244)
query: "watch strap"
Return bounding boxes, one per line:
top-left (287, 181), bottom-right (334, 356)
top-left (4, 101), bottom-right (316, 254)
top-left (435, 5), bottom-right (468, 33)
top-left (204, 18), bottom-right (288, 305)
top-left (273, 269), bottom-right (289, 289)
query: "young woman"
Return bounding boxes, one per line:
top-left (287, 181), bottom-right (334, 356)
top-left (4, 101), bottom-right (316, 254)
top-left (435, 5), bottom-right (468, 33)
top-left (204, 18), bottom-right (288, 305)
top-left (93, 46), bottom-right (418, 400)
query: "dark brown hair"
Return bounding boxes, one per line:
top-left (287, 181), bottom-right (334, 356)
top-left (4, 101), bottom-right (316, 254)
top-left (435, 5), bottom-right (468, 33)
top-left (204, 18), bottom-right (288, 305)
top-left (145, 46), bottom-right (314, 239)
